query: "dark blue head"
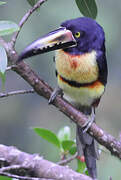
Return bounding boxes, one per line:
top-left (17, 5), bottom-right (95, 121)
top-left (61, 17), bottom-right (105, 55)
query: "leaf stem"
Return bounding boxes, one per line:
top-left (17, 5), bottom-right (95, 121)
top-left (11, 0), bottom-right (47, 48)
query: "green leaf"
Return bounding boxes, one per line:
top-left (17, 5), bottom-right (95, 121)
top-left (75, 0), bottom-right (97, 19)
top-left (27, 0), bottom-right (38, 7)
top-left (58, 126), bottom-right (71, 141)
top-left (85, 168), bottom-right (89, 176)
top-left (69, 146), bottom-right (77, 155)
top-left (0, 45), bottom-right (7, 89)
top-left (0, 72), bottom-right (6, 89)
top-left (0, 176), bottom-right (11, 180)
top-left (0, 45), bottom-right (7, 73)
top-left (0, 21), bottom-right (19, 36)
top-left (34, 128), bottom-right (61, 148)
top-left (0, 1), bottom-right (6, 5)
top-left (62, 140), bottom-right (75, 151)
top-left (77, 159), bottom-right (86, 173)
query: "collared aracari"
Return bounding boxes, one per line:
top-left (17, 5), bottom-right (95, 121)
top-left (18, 17), bottom-right (108, 179)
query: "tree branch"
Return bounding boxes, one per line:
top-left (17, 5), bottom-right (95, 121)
top-left (9, 61), bottom-right (121, 160)
top-left (0, 89), bottom-right (34, 98)
top-left (0, 144), bottom-right (92, 180)
top-left (11, 0), bottom-right (47, 48)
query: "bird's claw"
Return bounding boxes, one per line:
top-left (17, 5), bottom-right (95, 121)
top-left (82, 108), bottom-right (95, 133)
top-left (48, 87), bottom-right (63, 104)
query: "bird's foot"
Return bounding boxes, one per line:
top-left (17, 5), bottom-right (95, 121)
top-left (48, 87), bottom-right (63, 104)
top-left (82, 107), bottom-right (95, 133)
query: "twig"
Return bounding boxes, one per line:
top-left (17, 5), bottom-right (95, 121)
top-left (57, 152), bottom-right (78, 165)
top-left (0, 89), bottom-right (34, 98)
top-left (11, 0), bottom-right (47, 48)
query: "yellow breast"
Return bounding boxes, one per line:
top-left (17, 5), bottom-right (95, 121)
top-left (57, 75), bottom-right (105, 106)
top-left (55, 49), bottom-right (99, 83)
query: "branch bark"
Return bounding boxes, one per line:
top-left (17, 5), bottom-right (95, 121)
top-left (0, 144), bottom-right (92, 180)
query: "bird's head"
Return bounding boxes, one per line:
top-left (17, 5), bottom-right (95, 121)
top-left (18, 17), bottom-right (105, 61)
top-left (61, 17), bottom-right (105, 55)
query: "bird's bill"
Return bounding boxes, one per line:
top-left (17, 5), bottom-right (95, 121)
top-left (18, 27), bottom-right (76, 61)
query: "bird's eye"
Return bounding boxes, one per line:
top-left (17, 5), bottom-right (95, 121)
top-left (75, 32), bottom-right (81, 38)
top-left (74, 31), bottom-right (85, 38)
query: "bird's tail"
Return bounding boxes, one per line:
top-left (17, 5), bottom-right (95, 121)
top-left (76, 107), bottom-right (98, 179)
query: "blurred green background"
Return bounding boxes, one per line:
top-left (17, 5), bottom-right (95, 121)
top-left (0, 0), bottom-right (121, 179)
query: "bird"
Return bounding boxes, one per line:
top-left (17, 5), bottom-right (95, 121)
top-left (18, 17), bottom-right (108, 179)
